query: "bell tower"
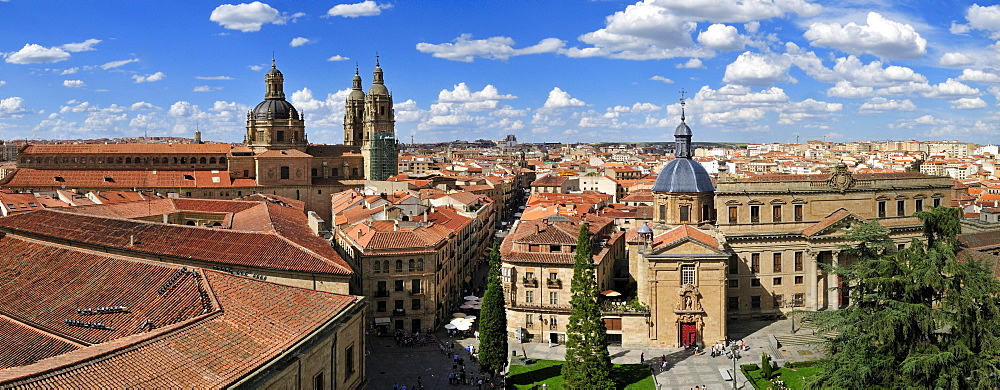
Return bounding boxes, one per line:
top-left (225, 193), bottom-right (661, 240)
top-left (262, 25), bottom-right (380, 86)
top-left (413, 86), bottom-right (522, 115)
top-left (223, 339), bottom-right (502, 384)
top-left (344, 65), bottom-right (366, 146)
top-left (360, 56), bottom-right (397, 180)
top-left (246, 59), bottom-right (307, 153)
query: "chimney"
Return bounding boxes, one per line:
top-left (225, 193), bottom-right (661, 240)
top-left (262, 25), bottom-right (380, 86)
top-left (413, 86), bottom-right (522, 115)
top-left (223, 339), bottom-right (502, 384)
top-left (129, 235), bottom-right (135, 247)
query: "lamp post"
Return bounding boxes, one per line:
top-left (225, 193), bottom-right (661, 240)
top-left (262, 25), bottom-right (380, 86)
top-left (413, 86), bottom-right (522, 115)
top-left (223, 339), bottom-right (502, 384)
top-left (730, 344), bottom-right (740, 390)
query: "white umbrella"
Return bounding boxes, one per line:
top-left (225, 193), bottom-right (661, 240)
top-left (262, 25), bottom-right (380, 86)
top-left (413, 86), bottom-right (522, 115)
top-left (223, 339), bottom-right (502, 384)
top-left (460, 303), bottom-right (475, 309)
top-left (444, 323), bottom-right (457, 330)
top-left (453, 313), bottom-right (467, 318)
top-left (465, 315), bottom-right (477, 320)
top-left (464, 296), bottom-right (480, 301)
top-left (455, 322), bottom-right (472, 331)
top-left (450, 318), bottom-right (467, 326)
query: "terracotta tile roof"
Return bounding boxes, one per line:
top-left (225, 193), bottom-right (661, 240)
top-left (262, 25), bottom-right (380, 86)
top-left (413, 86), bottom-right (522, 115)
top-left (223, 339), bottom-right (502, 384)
top-left (500, 215), bottom-right (617, 265)
top-left (346, 221), bottom-right (450, 251)
top-left (256, 149), bottom-right (312, 158)
top-left (652, 225), bottom-right (721, 250)
top-left (741, 172), bottom-right (932, 182)
top-left (0, 209), bottom-right (351, 275)
top-left (620, 189), bottom-right (653, 202)
top-left (530, 175), bottom-right (568, 187)
top-left (305, 144), bottom-right (362, 157)
top-left (21, 144), bottom-right (236, 155)
top-left (3, 169), bottom-right (241, 189)
top-left (0, 193), bottom-right (44, 213)
top-left (959, 230), bottom-right (1000, 250)
top-left (0, 317), bottom-right (80, 370)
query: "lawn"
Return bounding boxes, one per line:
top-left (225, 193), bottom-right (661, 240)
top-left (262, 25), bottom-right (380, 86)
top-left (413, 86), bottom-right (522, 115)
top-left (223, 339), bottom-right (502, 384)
top-left (744, 365), bottom-right (822, 389)
top-left (506, 359), bottom-right (655, 390)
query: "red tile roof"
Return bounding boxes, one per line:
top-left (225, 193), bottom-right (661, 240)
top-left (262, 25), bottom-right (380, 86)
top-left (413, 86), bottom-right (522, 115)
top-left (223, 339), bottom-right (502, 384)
top-left (652, 225), bottom-right (721, 250)
top-left (2, 169), bottom-right (241, 188)
top-left (500, 215), bottom-right (618, 265)
top-left (21, 144), bottom-right (236, 155)
top-left (0, 317), bottom-right (80, 370)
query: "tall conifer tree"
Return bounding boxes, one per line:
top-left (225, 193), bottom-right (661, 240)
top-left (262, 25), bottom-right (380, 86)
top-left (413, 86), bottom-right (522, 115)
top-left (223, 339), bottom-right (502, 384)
top-left (806, 207), bottom-right (1000, 389)
top-left (478, 243), bottom-right (508, 375)
top-left (561, 223), bottom-right (614, 389)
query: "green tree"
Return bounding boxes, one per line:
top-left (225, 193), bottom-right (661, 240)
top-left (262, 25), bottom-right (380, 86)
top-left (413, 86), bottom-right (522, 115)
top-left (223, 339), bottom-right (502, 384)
top-left (478, 243), bottom-right (508, 375)
top-left (561, 223), bottom-right (615, 390)
top-left (806, 207), bottom-right (1000, 389)
top-left (761, 352), bottom-right (773, 380)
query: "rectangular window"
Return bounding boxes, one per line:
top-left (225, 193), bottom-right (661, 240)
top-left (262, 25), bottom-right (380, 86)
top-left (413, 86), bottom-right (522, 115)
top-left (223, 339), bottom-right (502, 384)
top-left (680, 205), bottom-right (690, 222)
top-left (412, 298), bottom-right (421, 310)
top-left (897, 200), bottom-right (905, 216)
top-left (311, 168), bottom-right (318, 177)
top-left (772, 253), bottom-right (782, 273)
top-left (529, 244), bottom-right (541, 252)
top-left (794, 276), bottom-right (804, 284)
top-left (659, 205), bottom-right (666, 220)
top-left (394, 280), bottom-right (404, 291)
top-left (933, 198), bottom-right (941, 208)
top-left (394, 300), bottom-right (403, 310)
top-left (728, 255), bottom-right (740, 275)
top-left (280, 166), bottom-right (290, 180)
top-left (549, 245), bottom-right (560, 252)
top-left (915, 199), bottom-right (923, 213)
top-left (603, 318), bottom-right (623, 331)
top-left (345, 345), bottom-right (355, 376)
top-left (728, 297), bottom-right (739, 310)
top-left (549, 292), bottom-right (558, 305)
top-left (750, 205), bottom-right (760, 223)
top-left (728, 279), bottom-right (739, 288)
top-left (772, 205), bottom-right (782, 222)
top-left (751, 295), bottom-right (761, 309)
top-left (525, 271), bottom-right (535, 280)
top-left (751, 253), bottom-right (760, 274)
top-left (332, 167), bottom-right (339, 177)
top-left (411, 279), bottom-right (420, 294)
top-left (681, 264), bottom-right (696, 285)
top-left (728, 206), bottom-right (738, 224)
top-left (751, 278), bottom-right (761, 287)
top-left (794, 252), bottom-right (803, 272)
top-left (525, 290), bottom-right (534, 304)
top-left (773, 277), bottom-right (782, 286)
top-left (314, 372), bottom-right (324, 390)
top-left (526, 314), bottom-right (533, 326)
top-left (243, 169), bottom-right (249, 177)
top-left (548, 272), bottom-right (558, 280)
top-left (773, 294), bottom-right (784, 308)
top-left (878, 201), bottom-right (886, 218)
top-left (277, 131), bottom-right (285, 142)
top-left (794, 204), bottom-right (803, 222)
top-left (377, 300), bottom-right (386, 312)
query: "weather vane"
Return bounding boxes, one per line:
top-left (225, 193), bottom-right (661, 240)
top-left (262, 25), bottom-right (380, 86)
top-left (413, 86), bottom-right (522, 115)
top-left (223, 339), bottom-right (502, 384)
top-left (679, 88), bottom-right (687, 102)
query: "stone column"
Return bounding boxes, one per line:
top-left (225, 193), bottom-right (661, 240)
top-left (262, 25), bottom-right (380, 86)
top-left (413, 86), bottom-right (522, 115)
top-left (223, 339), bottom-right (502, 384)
top-left (829, 251), bottom-right (840, 310)
top-left (805, 250), bottom-right (819, 310)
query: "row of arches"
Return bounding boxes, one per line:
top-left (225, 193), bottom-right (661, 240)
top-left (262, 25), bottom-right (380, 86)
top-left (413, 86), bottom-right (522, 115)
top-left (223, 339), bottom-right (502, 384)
top-left (21, 155), bottom-right (228, 166)
top-left (373, 259), bottom-right (424, 273)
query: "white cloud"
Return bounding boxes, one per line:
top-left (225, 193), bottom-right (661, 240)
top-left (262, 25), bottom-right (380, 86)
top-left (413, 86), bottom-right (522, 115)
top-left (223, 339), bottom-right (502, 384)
top-left (196, 75), bottom-right (234, 80)
top-left (697, 24), bottom-right (744, 51)
top-left (290, 37), bottom-right (310, 47)
top-left (210, 1), bottom-right (286, 32)
top-left (826, 81), bottom-right (873, 98)
top-left (939, 52), bottom-right (975, 67)
top-left (804, 12), bottom-right (927, 59)
top-left (60, 39), bottom-right (101, 52)
top-left (0, 97), bottom-right (27, 117)
top-left (858, 97), bottom-right (916, 114)
top-left (100, 58), bottom-right (138, 69)
top-left (438, 83), bottom-right (516, 103)
top-left (132, 72), bottom-right (166, 83)
top-left (776, 99), bottom-right (842, 125)
top-left (951, 97), bottom-right (988, 109)
top-left (327, 55), bottom-right (350, 62)
top-left (722, 51), bottom-right (794, 86)
top-left (248, 65), bottom-right (264, 71)
top-left (922, 78), bottom-right (980, 98)
top-left (676, 58), bottom-right (705, 69)
top-left (194, 85), bottom-right (222, 92)
top-left (168, 101), bottom-right (196, 117)
top-left (63, 80), bottom-right (85, 88)
top-left (5, 44), bottom-right (70, 64)
top-left (889, 114), bottom-right (948, 129)
top-left (966, 4), bottom-right (1000, 32)
top-left (957, 68), bottom-right (1000, 83)
top-left (950, 22), bottom-right (971, 35)
top-left (327, 1), bottom-right (391, 18)
top-left (542, 87), bottom-right (587, 110)
top-left (61, 68), bottom-right (79, 75)
top-left (416, 34), bottom-right (564, 62)
top-left (0, 81), bottom-right (5, 86)
top-left (650, 75), bottom-right (674, 83)
top-left (130, 102), bottom-right (159, 111)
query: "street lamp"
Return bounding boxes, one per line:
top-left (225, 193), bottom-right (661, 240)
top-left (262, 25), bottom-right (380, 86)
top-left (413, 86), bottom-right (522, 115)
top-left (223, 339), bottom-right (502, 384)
top-left (730, 344), bottom-right (741, 390)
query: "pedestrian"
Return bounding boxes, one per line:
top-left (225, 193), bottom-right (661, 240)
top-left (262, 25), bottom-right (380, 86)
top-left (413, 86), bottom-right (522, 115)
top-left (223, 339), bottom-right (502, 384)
top-left (640, 352), bottom-right (644, 363)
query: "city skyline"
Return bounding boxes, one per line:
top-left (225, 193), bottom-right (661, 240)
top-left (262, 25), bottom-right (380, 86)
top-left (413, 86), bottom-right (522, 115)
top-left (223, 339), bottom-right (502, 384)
top-left (1, 1), bottom-right (1000, 145)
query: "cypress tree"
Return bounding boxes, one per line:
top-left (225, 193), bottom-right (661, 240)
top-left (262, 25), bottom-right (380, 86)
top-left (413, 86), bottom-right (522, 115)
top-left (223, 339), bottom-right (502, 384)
top-left (561, 223), bottom-right (614, 390)
top-left (478, 243), bottom-right (508, 375)
top-left (806, 207), bottom-right (1000, 389)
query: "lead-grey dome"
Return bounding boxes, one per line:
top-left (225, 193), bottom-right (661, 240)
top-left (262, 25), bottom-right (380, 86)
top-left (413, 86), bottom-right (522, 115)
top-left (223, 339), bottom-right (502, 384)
top-left (651, 158), bottom-right (714, 193)
top-left (252, 99), bottom-right (298, 119)
top-left (675, 122), bottom-right (691, 136)
top-left (369, 83), bottom-right (388, 95)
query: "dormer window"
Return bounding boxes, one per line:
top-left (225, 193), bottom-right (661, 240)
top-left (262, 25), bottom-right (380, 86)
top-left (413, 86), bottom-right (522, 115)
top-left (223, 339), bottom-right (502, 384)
top-left (103, 177), bottom-right (114, 183)
top-left (53, 176), bottom-right (64, 182)
top-left (183, 174), bottom-right (195, 180)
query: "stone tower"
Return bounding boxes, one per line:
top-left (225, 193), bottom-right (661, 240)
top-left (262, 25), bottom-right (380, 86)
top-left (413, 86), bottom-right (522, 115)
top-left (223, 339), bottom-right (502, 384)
top-left (343, 66), bottom-right (365, 146)
top-left (245, 60), bottom-right (307, 153)
top-left (360, 58), bottom-right (397, 180)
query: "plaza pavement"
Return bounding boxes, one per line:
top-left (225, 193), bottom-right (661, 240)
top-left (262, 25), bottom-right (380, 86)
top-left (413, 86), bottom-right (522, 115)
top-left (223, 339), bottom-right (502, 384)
top-left (366, 316), bottom-right (825, 389)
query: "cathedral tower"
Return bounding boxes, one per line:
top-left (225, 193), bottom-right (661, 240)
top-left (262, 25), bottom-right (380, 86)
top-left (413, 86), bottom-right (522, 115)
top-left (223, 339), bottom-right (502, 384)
top-left (245, 60), bottom-right (307, 153)
top-left (360, 58), bottom-right (397, 180)
top-left (343, 66), bottom-right (365, 146)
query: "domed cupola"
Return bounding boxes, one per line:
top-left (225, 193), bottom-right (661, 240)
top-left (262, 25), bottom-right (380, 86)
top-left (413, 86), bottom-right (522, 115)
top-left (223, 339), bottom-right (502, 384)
top-left (349, 67), bottom-right (366, 101)
top-left (651, 94), bottom-right (716, 225)
top-left (369, 57), bottom-right (389, 96)
top-left (252, 59), bottom-right (299, 120)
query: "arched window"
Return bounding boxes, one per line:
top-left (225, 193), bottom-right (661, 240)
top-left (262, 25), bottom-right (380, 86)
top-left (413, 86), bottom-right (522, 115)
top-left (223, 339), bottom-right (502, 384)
top-left (189, 156), bottom-right (196, 164)
top-left (117, 157), bottom-right (124, 164)
top-left (219, 157), bottom-right (227, 164)
top-left (172, 157), bottom-right (178, 164)
top-left (395, 260), bottom-right (403, 272)
top-left (134, 156), bottom-right (140, 164)
top-left (374, 261), bottom-right (381, 273)
top-left (125, 157), bottom-right (132, 164)
top-left (107, 157), bottom-right (114, 164)
top-left (408, 259), bottom-right (415, 272)
top-left (417, 259), bottom-right (424, 271)
top-left (153, 157), bottom-right (159, 164)
top-left (180, 157), bottom-right (187, 164)
top-left (185, 220), bottom-right (196, 226)
top-left (209, 157), bottom-right (216, 164)
top-left (162, 156), bottom-right (168, 165)
top-left (200, 157), bottom-right (207, 164)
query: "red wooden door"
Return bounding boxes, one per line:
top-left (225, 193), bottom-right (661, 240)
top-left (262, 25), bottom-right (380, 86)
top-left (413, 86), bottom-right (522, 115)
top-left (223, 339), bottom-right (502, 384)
top-left (680, 323), bottom-right (697, 346)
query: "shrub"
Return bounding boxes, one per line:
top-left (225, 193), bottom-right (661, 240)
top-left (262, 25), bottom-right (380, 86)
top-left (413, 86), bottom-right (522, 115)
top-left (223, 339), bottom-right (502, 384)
top-left (761, 353), bottom-right (773, 379)
top-left (741, 363), bottom-right (760, 371)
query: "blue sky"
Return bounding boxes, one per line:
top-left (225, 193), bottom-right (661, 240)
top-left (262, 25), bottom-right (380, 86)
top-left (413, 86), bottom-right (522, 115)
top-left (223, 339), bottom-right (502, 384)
top-left (1, 1), bottom-right (1000, 145)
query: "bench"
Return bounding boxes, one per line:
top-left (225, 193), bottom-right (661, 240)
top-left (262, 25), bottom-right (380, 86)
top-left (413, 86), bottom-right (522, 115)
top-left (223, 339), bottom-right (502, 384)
top-left (719, 368), bottom-right (733, 381)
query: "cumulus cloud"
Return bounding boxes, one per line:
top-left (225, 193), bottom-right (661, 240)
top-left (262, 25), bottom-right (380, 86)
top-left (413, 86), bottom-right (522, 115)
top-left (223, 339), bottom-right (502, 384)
top-left (858, 97), bottom-right (916, 114)
top-left (723, 51), bottom-right (794, 86)
top-left (0, 97), bottom-right (28, 117)
top-left (327, 55), bottom-right (350, 61)
top-left (697, 24), bottom-right (744, 51)
top-left (0, 81), bottom-right (6, 86)
top-left (542, 87), bottom-right (587, 110)
top-left (61, 68), bottom-right (79, 75)
top-left (5, 44), bottom-right (70, 64)
top-left (130, 102), bottom-right (159, 111)
top-left (327, 1), bottom-right (392, 18)
top-left (939, 52), bottom-right (975, 67)
top-left (196, 75), bottom-right (235, 80)
top-left (60, 39), bottom-right (101, 52)
top-left (922, 78), bottom-right (980, 98)
top-left (416, 34), bottom-right (565, 62)
top-left (826, 81), bottom-right (873, 98)
top-left (951, 97), bottom-right (988, 109)
top-left (889, 114), bottom-right (948, 129)
top-left (63, 80), bottom-right (85, 88)
top-left (676, 58), bottom-right (705, 69)
top-left (194, 85), bottom-right (222, 92)
top-left (957, 68), bottom-right (1000, 83)
top-left (438, 83), bottom-right (515, 103)
top-left (290, 37), bottom-right (310, 47)
top-left (210, 1), bottom-right (287, 32)
top-left (650, 75), bottom-right (674, 83)
top-left (132, 72), bottom-right (166, 83)
top-left (965, 4), bottom-right (1000, 33)
top-left (100, 58), bottom-right (138, 69)
top-left (804, 12), bottom-right (927, 59)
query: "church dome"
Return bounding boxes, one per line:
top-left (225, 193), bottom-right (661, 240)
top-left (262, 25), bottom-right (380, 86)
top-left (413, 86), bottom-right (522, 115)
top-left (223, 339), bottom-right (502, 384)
top-left (252, 99), bottom-right (298, 120)
top-left (651, 158), bottom-right (715, 193)
top-left (369, 83), bottom-right (388, 95)
top-left (675, 122), bottom-right (691, 136)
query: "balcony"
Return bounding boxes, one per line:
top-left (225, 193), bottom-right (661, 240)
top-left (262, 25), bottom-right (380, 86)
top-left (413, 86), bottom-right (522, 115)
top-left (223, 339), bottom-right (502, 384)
top-left (374, 290), bottom-right (389, 298)
top-left (392, 308), bottom-right (406, 316)
top-left (409, 289), bottom-right (423, 296)
top-left (522, 278), bottom-right (538, 288)
top-left (546, 279), bottom-right (562, 289)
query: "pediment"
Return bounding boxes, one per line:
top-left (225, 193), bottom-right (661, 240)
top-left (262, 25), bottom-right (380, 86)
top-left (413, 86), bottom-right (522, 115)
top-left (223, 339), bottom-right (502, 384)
top-left (802, 208), bottom-right (867, 237)
top-left (650, 237), bottom-right (727, 256)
